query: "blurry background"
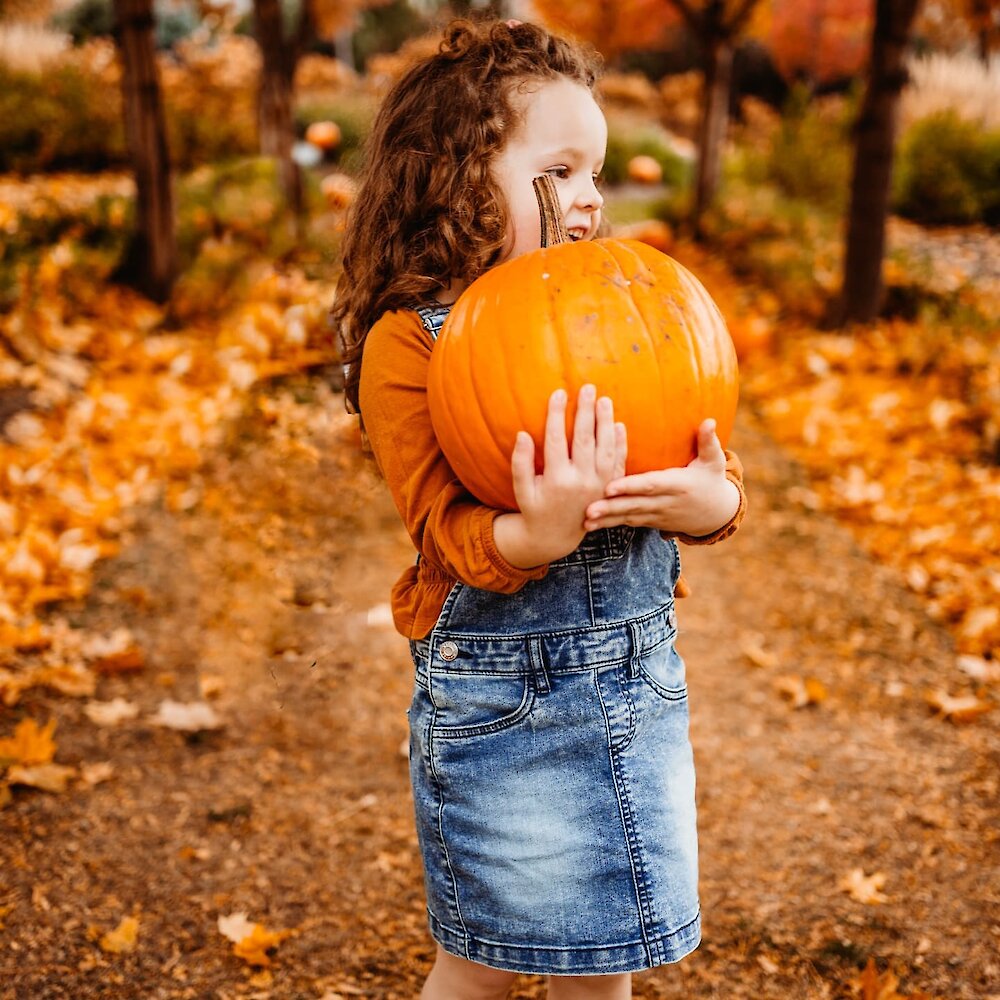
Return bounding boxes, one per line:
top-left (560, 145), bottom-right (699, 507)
top-left (1, 2), bottom-right (999, 996)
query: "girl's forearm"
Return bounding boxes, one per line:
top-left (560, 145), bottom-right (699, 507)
top-left (493, 512), bottom-right (583, 569)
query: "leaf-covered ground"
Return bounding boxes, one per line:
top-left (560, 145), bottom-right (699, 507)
top-left (1, 365), bottom-right (997, 999)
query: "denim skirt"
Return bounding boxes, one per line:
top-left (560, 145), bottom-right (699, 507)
top-left (406, 527), bottom-right (701, 975)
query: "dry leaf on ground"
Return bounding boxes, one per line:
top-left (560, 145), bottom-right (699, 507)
top-left (840, 868), bottom-right (889, 904)
top-left (98, 915), bottom-right (140, 954)
top-left (84, 698), bottom-right (139, 726)
top-left (150, 700), bottom-right (223, 731)
top-left (924, 689), bottom-right (993, 723)
top-left (0, 718), bottom-right (57, 765)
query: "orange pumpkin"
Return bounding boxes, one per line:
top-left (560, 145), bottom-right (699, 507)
top-left (427, 176), bottom-right (738, 511)
top-left (627, 154), bottom-right (663, 184)
top-left (305, 120), bottom-right (342, 151)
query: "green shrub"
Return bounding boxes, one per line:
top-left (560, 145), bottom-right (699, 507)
top-left (763, 86), bottom-right (854, 213)
top-left (602, 128), bottom-right (692, 189)
top-left (0, 63), bottom-right (125, 172)
top-left (893, 110), bottom-right (1000, 225)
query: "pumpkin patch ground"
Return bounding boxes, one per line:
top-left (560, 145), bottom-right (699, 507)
top-left (1, 372), bottom-right (996, 999)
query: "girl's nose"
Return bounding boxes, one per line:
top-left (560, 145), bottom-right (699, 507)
top-left (576, 177), bottom-right (604, 213)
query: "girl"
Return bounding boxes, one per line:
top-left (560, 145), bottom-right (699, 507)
top-left (332, 19), bottom-right (746, 1000)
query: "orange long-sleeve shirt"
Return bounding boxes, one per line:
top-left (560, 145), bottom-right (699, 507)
top-left (358, 308), bottom-right (747, 639)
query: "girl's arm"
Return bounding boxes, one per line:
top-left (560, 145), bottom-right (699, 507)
top-left (359, 311), bottom-right (553, 592)
top-left (583, 419), bottom-right (746, 542)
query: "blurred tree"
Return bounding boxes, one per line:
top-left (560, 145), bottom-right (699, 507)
top-left (531, 0), bottom-right (681, 64)
top-left (112, 0), bottom-right (177, 301)
top-left (837, 0), bottom-right (920, 324)
top-left (252, 0), bottom-right (307, 218)
top-left (664, 1), bottom-right (764, 235)
top-left (252, 0), bottom-right (386, 218)
top-left (750, 0), bottom-right (872, 87)
top-left (914, 0), bottom-right (1000, 62)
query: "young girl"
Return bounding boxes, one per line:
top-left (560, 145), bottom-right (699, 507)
top-left (333, 19), bottom-right (746, 999)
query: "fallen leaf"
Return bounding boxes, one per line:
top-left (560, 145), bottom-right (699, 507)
top-left (232, 922), bottom-right (294, 967)
top-left (924, 689), bottom-right (993, 723)
top-left (775, 674), bottom-right (828, 708)
top-left (6, 763), bottom-right (76, 793)
top-left (218, 911), bottom-right (257, 944)
top-left (84, 698), bottom-right (140, 727)
top-left (740, 634), bottom-right (779, 669)
top-left (150, 700), bottom-right (223, 732)
top-left (199, 673), bottom-right (225, 699)
top-left (80, 761), bottom-right (115, 786)
top-left (851, 956), bottom-right (931, 999)
top-left (956, 655), bottom-right (1000, 684)
top-left (0, 718), bottom-right (57, 766)
top-left (35, 664), bottom-right (96, 698)
top-left (99, 915), bottom-right (140, 954)
top-left (840, 868), bottom-right (889, 904)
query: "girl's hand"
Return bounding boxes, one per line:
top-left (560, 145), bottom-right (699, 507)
top-left (583, 418), bottom-right (740, 538)
top-left (493, 385), bottom-right (626, 567)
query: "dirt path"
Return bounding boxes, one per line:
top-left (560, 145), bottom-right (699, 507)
top-left (1, 373), bottom-right (997, 999)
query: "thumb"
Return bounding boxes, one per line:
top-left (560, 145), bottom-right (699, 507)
top-left (695, 418), bottom-right (726, 467)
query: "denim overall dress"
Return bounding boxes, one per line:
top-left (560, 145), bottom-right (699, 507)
top-left (406, 304), bottom-right (701, 976)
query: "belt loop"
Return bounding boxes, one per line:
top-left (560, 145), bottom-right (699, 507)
top-left (626, 620), bottom-right (642, 679)
top-left (528, 636), bottom-right (550, 695)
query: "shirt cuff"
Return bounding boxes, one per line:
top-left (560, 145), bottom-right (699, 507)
top-left (662, 470), bottom-right (747, 546)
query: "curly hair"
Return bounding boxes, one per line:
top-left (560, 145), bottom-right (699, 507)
top-left (332, 18), bottom-right (602, 417)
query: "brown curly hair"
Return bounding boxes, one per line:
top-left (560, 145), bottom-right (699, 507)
top-left (332, 18), bottom-right (602, 417)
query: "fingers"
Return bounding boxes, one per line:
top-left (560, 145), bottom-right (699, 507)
top-left (572, 384), bottom-right (597, 465)
top-left (695, 417), bottom-right (726, 468)
top-left (606, 468), bottom-right (683, 498)
top-left (594, 395), bottom-right (617, 477)
top-left (510, 431), bottom-right (536, 507)
top-left (613, 422), bottom-right (627, 480)
top-left (543, 389), bottom-right (570, 470)
top-left (584, 494), bottom-right (668, 531)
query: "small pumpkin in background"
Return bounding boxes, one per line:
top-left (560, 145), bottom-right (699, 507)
top-left (627, 154), bottom-right (663, 184)
top-left (727, 315), bottom-right (774, 361)
top-left (305, 120), bottom-right (342, 151)
top-left (427, 176), bottom-right (738, 512)
top-left (614, 219), bottom-right (673, 255)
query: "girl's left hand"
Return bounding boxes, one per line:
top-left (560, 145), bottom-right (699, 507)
top-left (583, 418), bottom-right (740, 537)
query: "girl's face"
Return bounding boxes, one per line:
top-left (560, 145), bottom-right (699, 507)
top-left (492, 77), bottom-right (607, 263)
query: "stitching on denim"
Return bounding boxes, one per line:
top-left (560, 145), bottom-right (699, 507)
top-left (428, 906), bottom-right (700, 954)
top-left (433, 601), bottom-right (674, 642)
top-left (431, 679), bottom-right (535, 739)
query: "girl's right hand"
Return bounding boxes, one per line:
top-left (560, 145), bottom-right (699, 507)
top-left (493, 385), bottom-right (627, 568)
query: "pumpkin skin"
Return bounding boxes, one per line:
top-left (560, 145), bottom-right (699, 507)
top-left (627, 154), bottom-right (663, 184)
top-left (427, 238), bottom-right (739, 511)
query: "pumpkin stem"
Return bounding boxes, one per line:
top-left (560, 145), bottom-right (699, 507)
top-left (533, 175), bottom-right (571, 248)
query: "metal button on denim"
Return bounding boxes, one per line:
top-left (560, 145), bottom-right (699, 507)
top-left (439, 641), bottom-right (459, 661)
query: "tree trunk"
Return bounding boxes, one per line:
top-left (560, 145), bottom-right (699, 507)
top-left (693, 37), bottom-right (733, 236)
top-left (837, 0), bottom-right (920, 325)
top-left (112, 0), bottom-right (176, 302)
top-left (253, 0), bottom-right (303, 218)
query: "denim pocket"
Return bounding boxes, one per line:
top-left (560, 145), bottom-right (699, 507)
top-left (637, 638), bottom-right (687, 701)
top-left (430, 670), bottom-right (535, 739)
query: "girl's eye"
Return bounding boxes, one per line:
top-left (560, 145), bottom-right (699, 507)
top-left (545, 166), bottom-right (570, 179)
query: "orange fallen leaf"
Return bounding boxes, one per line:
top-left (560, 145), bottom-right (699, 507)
top-left (232, 923), bottom-right (294, 967)
top-left (99, 915), bottom-right (140, 954)
top-left (851, 957), bottom-right (932, 999)
top-left (775, 674), bottom-right (828, 708)
top-left (0, 718), bottom-right (57, 766)
top-left (6, 763), bottom-right (76, 793)
top-left (924, 689), bottom-right (993, 723)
